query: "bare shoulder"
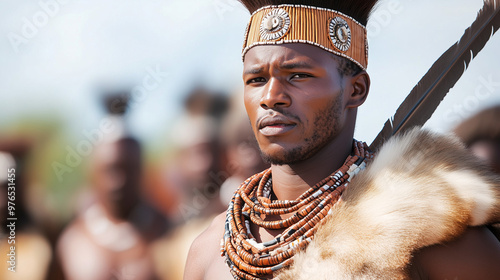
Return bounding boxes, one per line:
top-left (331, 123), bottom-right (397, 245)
top-left (57, 219), bottom-right (84, 256)
top-left (412, 226), bottom-right (500, 280)
top-left (184, 212), bottom-right (227, 280)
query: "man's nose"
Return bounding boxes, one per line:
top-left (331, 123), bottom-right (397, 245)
top-left (260, 78), bottom-right (291, 109)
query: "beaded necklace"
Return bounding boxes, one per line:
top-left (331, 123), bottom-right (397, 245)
top-left (221, 140), bottom-right (373, 279)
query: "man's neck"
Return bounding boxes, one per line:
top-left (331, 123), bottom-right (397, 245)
top-left (270, 132), bottom-right (354, 201)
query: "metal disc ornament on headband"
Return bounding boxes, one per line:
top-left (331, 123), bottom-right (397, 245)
top-left (329, 17), bottom-right (352, 52)
top-left (259, 8), bottom-right (291, 41)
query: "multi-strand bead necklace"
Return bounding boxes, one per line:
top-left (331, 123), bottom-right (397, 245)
top-left (221, 140), bottom-right (373, 279)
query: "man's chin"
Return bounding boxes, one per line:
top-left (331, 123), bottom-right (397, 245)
top-left (260, 147), bottom-right (308, 165)
top-left (262, 156), bottom-right (291, 166)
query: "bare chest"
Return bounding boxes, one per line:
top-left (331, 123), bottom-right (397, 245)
top-left (204, 253), bottom-right (234, 280)
top-left (204, 222), bottom-right (284, 279)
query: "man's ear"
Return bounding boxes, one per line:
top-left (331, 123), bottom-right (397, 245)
top-left (346, 71), bottom-right (370, 109)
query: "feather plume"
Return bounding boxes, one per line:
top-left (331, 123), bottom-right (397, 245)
top-left (370, 0), bottom-right (500, 150)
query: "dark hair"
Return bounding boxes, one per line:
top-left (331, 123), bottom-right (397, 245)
top-left (330, 53), bottom-right (362, 77)
top-left (238, 0), bottom-right (377, 26)
top-left (239, 0), bottom-right (378, 76)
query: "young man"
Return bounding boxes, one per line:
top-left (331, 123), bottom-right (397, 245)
top-left (57, 137), bottom-right (166, 280)
top-left (185, 1), bottom-right (500, 279)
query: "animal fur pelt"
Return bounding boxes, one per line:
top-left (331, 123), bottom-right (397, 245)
top-left (277, 128), bottom-right (500, 280)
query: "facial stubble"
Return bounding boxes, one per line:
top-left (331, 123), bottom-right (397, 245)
top-left (260, 90), bottom-right (344, 165)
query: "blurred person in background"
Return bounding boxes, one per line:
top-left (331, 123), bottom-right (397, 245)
top-left (453, 105), bottom-right (500, 239)
top-left (218, 93), bottom-right (269, 206)
top-left (151, 88), bottom-right (229, 280)
top-left (454, 105), bottom-right (500, 174)
top-left (56, 94), bottom-right (167, 280)
top-left (162, 87), bottom-right (229, 221)
top-left (0, 141), bottom-right (52, 280)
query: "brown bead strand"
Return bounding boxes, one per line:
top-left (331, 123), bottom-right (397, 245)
top-left (222, 140), bottom-right (373, 279)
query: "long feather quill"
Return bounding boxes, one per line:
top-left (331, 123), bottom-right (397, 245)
top-left (370, 0), bottom-right (500, 150)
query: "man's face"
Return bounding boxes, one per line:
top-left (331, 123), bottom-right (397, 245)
top-left (243, 44), bottom-right (350, 165)
top-left (92, 140), bottom-right (141, 218)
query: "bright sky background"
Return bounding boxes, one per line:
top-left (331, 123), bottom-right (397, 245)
top-left (1, 0), bottom-right (499, 146)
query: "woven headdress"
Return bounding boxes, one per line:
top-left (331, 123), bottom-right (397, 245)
top-left (240, 0), bottom-right (378, 70)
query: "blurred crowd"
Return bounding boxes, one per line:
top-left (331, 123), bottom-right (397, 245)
top-left (0, 87), bottom-right (268, 280)
top-left (0, 85), bottom-right (499, 280)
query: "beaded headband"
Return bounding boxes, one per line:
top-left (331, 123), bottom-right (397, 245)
top-left (242, 4), bottom-right (369, 70)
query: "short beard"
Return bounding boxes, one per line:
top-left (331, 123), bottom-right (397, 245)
top-left (260, 91), bottom-right (344, 165)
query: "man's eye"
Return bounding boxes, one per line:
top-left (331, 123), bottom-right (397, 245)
top-left (291, 73), bottom-right (312, 79)
top-left (247, 77), bottom-right (266, 84)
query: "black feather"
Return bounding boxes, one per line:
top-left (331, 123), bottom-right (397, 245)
top-left (370, 0), bottom-right (500, 150)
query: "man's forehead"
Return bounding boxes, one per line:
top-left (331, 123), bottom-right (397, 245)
top-left (243, 43), bottom-right (335, 69)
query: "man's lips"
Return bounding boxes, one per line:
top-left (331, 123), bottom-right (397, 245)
top-left (258, 115), bottom-right (296, 136)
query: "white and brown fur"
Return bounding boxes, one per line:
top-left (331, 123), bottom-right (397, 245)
top-left (277, 128), bottom-right (500, 280)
